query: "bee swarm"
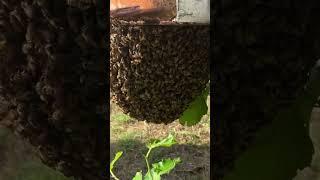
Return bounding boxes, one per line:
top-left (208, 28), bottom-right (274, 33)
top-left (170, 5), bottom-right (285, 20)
top-left (0, 0), bottom-right (107, 180)
top-left (110, 18), bottom-right (209, 124)
top-left (213, 0), bottom-right (320, 179)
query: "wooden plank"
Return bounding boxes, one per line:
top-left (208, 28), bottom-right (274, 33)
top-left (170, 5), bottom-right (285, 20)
top-left (110, 6), bottom-right (141, 17)
top-left (110, 6), bottom-right (166, 18)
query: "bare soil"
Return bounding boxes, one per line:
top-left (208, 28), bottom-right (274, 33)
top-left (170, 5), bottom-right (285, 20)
top-left (110, 97), bottom-right (210, 180)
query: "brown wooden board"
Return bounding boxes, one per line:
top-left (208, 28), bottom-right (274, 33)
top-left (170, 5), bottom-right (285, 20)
top-left (110, 6), bottom-right (168, 18)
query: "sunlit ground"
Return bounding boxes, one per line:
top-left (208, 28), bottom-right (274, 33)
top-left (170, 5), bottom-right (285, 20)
top-left (110, 96), bottom-right (210, 180)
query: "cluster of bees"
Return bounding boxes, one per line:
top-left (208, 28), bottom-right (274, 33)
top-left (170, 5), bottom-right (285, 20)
top-left (213, 0), bottom-right (320, 178)
top-left (110, 18), bottom-right (209, 123)
top-left (0, 0), bottom-right (108, 179)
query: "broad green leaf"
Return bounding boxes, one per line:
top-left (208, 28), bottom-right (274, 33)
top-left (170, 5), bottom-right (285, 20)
top-left (144, 170), bottom-right (161, 180)
top-left (151, 158), bottom-right (181, 176)
top-left (132, 171), bottom-right (143, 180)
top-left (147, 134), bottom-right (176, 149)
top-left (179, 87), bottom-right (209, 126)
top-left (110, 151), bottom-right (123, 171)
top-left (144, 158), bottom-right (181, 180)
top-left (144, 171), bottom-right (153, 180)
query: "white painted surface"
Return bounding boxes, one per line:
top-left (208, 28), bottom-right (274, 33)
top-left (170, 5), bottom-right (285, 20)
top-left (176, 0), bottom-right (210, 23)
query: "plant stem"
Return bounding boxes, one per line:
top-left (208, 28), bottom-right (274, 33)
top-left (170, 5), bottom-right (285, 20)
top-left (145, 148), bottom-right (153, 178)
top-left (146, 148), bottom-right (152, 160)
top-left (110, 169), bottom-right (120, 180)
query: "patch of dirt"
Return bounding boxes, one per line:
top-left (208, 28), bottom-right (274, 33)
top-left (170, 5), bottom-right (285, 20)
top-left (110, 140), bottom-right (210, 180)
top-left (110, 102), bottom-right (210, 179)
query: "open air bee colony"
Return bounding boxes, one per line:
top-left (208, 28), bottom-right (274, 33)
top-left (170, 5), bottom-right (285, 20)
top-left (213, 1), bottom-right (320, 178)
top-left (0, 0), bottom-right (108, 179)
top-left (110, 0), bottom-right (210, 124)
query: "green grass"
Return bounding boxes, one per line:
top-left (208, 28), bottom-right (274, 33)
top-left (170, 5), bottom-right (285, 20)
top-left (111, 113), bottom-right (132, 122)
